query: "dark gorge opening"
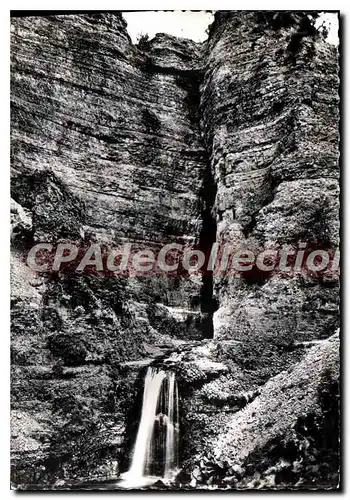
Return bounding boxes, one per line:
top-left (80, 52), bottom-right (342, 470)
top-left (198, 159), bottom-right (218, 339)
top-left (178, 67), bottom-right (218, 340)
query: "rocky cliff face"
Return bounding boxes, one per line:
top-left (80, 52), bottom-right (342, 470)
top-left (182, 12), bottom-right (339, 488)
top-left (11, 11), bottom-right (339, 489)
top-left (201, 12), bottom-right (339, 344)
top-left (11, 12), bottom-right (210, 486)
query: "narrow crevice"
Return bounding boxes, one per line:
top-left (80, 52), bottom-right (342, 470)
top-left (198, 160), bottom-right (218, 339)
top-left (176, 68), bottom-right (218, 340)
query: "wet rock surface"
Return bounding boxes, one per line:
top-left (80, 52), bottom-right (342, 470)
top-left (11, 11), bottom-right (339, 490)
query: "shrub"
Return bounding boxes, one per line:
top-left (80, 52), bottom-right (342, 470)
top-left (136, 32), bottom-right (150, 51)
top-left (48, 334), bottom-right (87, 366)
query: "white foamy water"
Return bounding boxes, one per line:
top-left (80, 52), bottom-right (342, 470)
top-left (120, 367), bottom-right (179, 489)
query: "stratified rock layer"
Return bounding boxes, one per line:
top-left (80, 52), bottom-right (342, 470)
top-left (182, 13), bottom-right (340, 488)
top-left (11, 11), bottom-right (339, 489)
top-left (201, 12), bottom-right (339, 344)
top-left (11, 12), bottom-right (208, 486)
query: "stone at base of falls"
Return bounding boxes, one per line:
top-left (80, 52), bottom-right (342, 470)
top-left (174, 469), bottom-right (191, 486)
top-left (153, 479), bottom-right (167, 489)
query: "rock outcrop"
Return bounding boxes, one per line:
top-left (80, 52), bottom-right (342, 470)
top-left (184, 334), bottom-right (339, 489)
top-left (11, 11), bottom-right (339, 489)
top-left (11, 12), bottom-right (209, 486)
top-left (201, 12), bottom-right (339, 345)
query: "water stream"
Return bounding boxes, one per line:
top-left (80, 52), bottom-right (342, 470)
top-left (120, 366), bottom-right (179, 488)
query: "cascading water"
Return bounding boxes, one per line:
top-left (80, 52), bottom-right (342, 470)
top-left (120, 367), bottom-right (180, 488)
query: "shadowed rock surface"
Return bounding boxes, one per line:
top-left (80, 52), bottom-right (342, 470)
top-left (11, 11), bottom-right (339, 490)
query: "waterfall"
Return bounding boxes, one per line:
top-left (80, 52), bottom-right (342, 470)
top-left (120, 367), bottom-right (180, 488)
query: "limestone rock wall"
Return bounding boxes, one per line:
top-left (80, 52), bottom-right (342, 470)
top-left (10, 11), bottom-right (340, 489)
top-left (200, 12), bottom-right (339, 344)
top-left (179, 13), bottom-right (340, 487)
top-left (183, 334), bottom-right (339, 489)
top-left (11, 13), bottom-right (208, 486)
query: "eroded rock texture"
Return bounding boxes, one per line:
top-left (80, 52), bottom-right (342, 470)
top-left (11, 12), bottom-right (209, 486)
top-left (183, 12), bottom-right (339, 489)
top-left (201, 12), bottom-right (339, 345)
top-left (11, 11), bottom-right (339, 489)
top-left (179, 334), bottom-right (339, 489)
